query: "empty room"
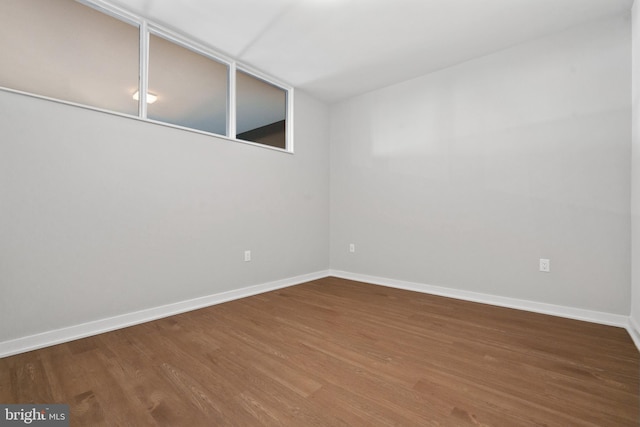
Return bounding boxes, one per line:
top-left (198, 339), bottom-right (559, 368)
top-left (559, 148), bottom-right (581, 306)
top-left (1, 0), bottom-right (639, 425)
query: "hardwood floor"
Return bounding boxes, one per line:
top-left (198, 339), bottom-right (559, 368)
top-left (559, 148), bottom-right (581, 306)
top-left (1, 277), bottom-right (638, 426)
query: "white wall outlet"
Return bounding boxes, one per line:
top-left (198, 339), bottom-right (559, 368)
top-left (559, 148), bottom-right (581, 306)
top-left (244, 250), bottom-right (251, 262)
top-left (539, 258), bottom-right (550, 272)
top-left (349, 243), bottom-right (355, 253)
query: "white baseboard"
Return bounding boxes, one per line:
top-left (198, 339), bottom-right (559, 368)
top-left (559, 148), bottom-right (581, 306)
top-left (0, 270), bottom-right (330, 358)
top-left (329, 270), bottom-right (630, 328)
top-left (628, 316), bottom-right (640, 353)
top-left (3, 269), bottom-right (636, 358)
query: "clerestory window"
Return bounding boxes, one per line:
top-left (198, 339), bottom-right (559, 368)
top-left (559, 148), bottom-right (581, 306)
top-left (0, 0), bottom-right (294, 152)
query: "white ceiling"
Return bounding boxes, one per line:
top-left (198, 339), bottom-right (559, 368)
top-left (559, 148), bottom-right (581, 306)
top-left (109, 0), bottom-right (633, 104)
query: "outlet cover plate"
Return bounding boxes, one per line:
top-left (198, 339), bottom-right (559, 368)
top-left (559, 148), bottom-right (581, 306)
top-left (539, 258), bottom-right (550, 272)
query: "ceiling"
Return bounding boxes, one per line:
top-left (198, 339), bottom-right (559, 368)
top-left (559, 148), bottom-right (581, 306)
top-left (109, 0), bottom-right (634, 104)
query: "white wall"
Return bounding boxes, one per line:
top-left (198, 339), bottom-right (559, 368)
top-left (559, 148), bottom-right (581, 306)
top-left (632, 1), bottom-right (640, 332)
top-left (331, 15), bottom-right (632, 315)
top-left (0, 89), bottom-right (330, 343)
top-left (1, 10), bottom-right (635, 351)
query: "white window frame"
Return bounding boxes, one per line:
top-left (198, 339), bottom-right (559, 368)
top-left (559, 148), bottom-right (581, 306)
top-left (235, 64), bottom-right (294, 152)
top-left (0, 0), bottom-right (294, 154)
top-left (144, 24), bottom-right (231, 137)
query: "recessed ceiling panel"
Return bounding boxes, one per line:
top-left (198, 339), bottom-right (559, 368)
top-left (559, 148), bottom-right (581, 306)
top-left (108, 0), bottom-right (633, 103)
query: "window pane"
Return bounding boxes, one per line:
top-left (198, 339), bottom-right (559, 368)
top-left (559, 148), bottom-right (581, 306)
top-left (147, 34), bottom-right (228, 136)
top-left (0, 0), bottom-right (139, 115)
top-left (236, 71), bottom-right (287, 149)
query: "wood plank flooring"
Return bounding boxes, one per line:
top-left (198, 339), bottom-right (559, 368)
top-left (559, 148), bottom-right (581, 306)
top-left (1, 277), bottom-right (638, 426)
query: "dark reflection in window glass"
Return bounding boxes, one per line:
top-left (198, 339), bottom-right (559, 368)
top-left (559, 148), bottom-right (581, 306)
top-left (236, 70), bottom-right (287, 149)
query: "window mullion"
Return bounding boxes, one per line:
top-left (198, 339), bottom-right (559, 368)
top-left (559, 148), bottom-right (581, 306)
top-left (228, 62), bottom-right (237, 139)
top-left (139, 21), bottom-right (149, 119)
top-left (285, 89), bottom-right (294, 152)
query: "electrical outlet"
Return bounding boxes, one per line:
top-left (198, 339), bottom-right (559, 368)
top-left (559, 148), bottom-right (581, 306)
top-left (244, 250), bottom-right (251, 262)
top-left (349, 243), bottom-right (355, 253)
top-left (539, 258), bottom-right (550, 272)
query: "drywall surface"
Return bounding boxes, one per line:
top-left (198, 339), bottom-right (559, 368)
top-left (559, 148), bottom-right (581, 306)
top-left (330, 15), bottom-right (632, 315)
top-left (0, 89), bottom-right (330, 342)
top-left (632, 1), bottom-right (640, 328)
